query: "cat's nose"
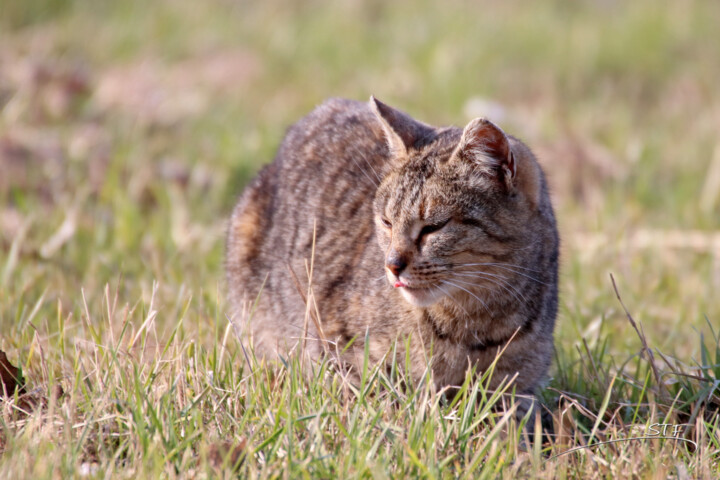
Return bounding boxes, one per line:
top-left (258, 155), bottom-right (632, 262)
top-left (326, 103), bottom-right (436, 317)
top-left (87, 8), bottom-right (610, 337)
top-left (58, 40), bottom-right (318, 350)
top-left (386, 255), bottom-right (407, 276)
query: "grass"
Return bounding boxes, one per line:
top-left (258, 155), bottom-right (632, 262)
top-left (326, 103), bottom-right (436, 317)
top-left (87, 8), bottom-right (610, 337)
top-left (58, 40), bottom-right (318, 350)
top-left (1, 0), bottom-right (719, 477)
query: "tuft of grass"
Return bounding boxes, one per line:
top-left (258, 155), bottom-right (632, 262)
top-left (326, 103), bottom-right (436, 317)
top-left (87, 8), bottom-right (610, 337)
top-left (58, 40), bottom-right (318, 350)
top-left (1, 278), bottom-right (718, 477)
top-left (1, 281), bottom-right (537, 478)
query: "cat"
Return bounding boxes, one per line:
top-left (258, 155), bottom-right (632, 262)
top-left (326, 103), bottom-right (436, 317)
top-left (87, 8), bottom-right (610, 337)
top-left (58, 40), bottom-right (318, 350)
top-left (226, 97), bottom-right (559, 402)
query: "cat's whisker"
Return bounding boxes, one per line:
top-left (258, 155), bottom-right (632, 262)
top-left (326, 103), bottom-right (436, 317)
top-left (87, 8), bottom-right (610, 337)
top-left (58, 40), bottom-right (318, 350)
top-left (452, 263), bottom-right (550, 286)
top-left (349, 153), bottom-right (380, 188)
top-left (460, 268), bottom-right (549, 287)
top-left (452, 270), bottom-right (517, 289)
top-left (452, 262), bottom-right (544, 274)
top-left (447, 274), bottom-right (528, 306)
top-left (453, 277), bottom-right (527, 302)
top-left (441, 280), bottom-right (493, 317)
top-left (356, 149), bottom-right (383, 184)
top-left (436, 283), bottom-right (471, 317)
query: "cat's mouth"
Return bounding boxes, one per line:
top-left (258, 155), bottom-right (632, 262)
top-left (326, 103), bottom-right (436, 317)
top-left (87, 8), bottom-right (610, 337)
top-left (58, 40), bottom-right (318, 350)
top-left (391, 278), bottom-right (444, 307)
top-left (391, 278), bottom-right (426, 291)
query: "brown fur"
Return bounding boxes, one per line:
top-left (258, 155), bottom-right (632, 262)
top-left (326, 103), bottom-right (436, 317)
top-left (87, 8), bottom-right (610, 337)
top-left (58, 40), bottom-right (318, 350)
top-left (226, 97), bottom-right (559, 397)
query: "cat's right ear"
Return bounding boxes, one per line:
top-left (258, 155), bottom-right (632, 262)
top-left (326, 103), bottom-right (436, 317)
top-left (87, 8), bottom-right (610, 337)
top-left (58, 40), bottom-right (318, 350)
top-left (370, 96), bottom-right (435, 157)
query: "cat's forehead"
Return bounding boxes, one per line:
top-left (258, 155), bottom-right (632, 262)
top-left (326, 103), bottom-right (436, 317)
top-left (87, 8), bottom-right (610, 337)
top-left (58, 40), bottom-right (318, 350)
top-left (375, 129), bottom-right (469, 215)
top-left (416, 128), bottom-right (461, 161)
top-left (399, 130), bottom-right (460, 176)
top-left (382, 162), bottom-right (458, 220)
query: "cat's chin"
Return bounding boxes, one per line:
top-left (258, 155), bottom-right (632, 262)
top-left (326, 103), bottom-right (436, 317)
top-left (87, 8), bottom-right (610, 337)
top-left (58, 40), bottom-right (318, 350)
top-left (398, 286), bottom-right (444, 308)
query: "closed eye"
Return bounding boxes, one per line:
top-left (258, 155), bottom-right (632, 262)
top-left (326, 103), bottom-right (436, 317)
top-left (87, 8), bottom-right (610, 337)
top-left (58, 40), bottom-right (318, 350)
top-left (461, 217), bottom-right (484, 229)
top-left (461, 217), bottom-right (513, 242)
top-left (419, 219), bottom-right (450, 238)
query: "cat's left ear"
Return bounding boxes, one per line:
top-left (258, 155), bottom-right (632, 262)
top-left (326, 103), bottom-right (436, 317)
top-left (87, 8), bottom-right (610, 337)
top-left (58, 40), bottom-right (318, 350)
top-left (454, 118), bottom-right (516, 190)
top-left (370, 96), bottom-right (435, 157)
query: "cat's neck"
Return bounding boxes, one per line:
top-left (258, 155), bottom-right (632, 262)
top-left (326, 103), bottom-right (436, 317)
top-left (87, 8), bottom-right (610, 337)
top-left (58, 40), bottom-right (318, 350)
top-left (422, 296), bottom-right (493, 343)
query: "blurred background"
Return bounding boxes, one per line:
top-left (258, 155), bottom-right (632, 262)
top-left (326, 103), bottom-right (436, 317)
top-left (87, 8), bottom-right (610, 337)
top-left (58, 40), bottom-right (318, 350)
top-left (1, 0), bottom-right (718, 360)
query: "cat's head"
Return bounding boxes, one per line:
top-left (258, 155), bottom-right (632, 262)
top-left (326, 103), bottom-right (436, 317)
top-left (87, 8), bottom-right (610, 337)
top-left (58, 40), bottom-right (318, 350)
top-left (370, 97), bottom-right (546, 308)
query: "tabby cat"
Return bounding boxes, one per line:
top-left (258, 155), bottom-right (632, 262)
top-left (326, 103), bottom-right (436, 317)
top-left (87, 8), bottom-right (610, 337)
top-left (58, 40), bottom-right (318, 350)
top-left (226, 97), bottom-right (559, 399)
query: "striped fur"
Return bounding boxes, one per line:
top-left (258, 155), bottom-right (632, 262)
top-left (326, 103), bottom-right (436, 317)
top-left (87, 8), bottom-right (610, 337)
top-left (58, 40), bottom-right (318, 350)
top-left (226, 97), bottom-right (559, 395)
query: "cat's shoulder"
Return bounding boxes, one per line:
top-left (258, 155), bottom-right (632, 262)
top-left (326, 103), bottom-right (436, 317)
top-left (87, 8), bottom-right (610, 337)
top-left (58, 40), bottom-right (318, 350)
top-left (310, 97), bottom-right (371, 117)
top-left (288, 98), bottom-right (375, 131)
top-left (280, 98), bottom-right (383, 154)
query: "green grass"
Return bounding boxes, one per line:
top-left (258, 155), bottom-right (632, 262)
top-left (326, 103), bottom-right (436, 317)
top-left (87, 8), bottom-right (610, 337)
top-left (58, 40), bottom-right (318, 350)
top-left (1, 0), bottom-right (719, 477)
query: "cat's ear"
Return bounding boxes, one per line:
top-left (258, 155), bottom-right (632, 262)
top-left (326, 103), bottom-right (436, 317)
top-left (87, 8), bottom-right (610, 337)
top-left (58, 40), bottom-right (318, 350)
top-left (455, 117), bottom-right (516, 190)
top-left (370, 96), bottom-right (434, 157)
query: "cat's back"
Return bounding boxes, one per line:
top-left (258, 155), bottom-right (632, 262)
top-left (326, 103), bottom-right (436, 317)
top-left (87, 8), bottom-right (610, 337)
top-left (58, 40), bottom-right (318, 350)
top-left (259, 98), bottom-right (386, 205)
top-left (278, 97), bottom-right (387, 170)
top-left (226, 98), bottom-right (388, 342)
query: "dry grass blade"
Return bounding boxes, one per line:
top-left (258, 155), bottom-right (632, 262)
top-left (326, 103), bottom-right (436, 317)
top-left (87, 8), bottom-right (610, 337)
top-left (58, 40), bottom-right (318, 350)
top-left (610, 273), bottom-right (669, 402)
top-left (128, 281), bottom-right (159, 350)
top-left (285, 261), bottom-right (328, 352)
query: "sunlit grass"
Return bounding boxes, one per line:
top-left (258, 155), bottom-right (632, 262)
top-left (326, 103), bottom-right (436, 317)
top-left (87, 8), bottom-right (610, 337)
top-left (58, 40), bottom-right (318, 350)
top-left (1, 0), bottom-right (719, 477)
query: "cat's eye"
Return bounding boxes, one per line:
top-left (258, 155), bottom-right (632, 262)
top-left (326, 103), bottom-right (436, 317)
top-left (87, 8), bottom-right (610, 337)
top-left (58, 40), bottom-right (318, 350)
top-left (419, 219), bottom-right (450, 237)
top-left (380, 217), bottom-right (392, 228)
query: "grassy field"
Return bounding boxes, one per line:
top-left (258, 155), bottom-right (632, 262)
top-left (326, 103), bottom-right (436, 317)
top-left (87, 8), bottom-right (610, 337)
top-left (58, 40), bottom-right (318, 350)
top-left (1, 0), bottom-right (719, 477)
